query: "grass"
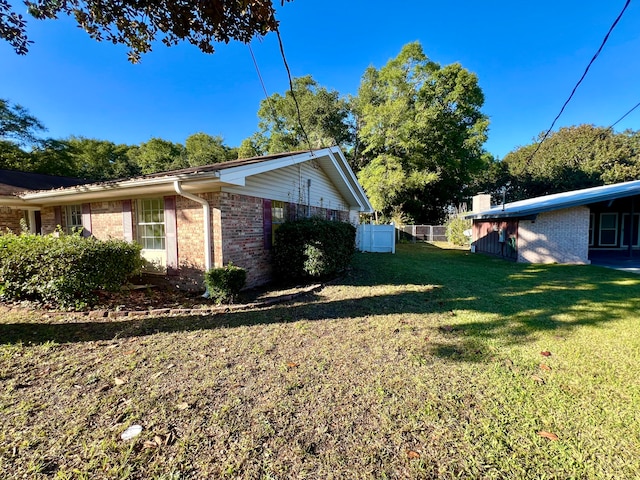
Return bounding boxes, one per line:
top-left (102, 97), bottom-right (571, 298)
top-left (1, 242), bottom-right (639, 479)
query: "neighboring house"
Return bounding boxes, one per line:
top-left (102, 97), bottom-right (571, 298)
top-left (0, 147), bottom-right (373, 288)
top-left (466, 180), bottom-right (640, 265)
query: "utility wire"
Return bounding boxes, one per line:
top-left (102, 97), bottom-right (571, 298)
top-left (609, 100), bottom-right (640, 129)
top-left (525, 0), bottom-right (631, 164)
top-left (248, 43), bottom-right (271, 102)
top-left (274, 26), bottom-right (314, 154)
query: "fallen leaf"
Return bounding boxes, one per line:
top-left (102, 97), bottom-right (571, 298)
top-left (531, 375), bottom-right (545, 384)
top-left (537, 431), bottom-right (559, 441)
top-left (540, 351), bottom-right (552, 357)
top-left (540, 364), bottom-right (552, 371)
top-left (286, 362), bottom-right (299, 368)
top-left (154, 435), bottom-right (164, 446)
top-left (176, 402), bottom-right (190, 410)
top-left (166, 364), bottom-right (176, 369)
top-left (114, 377), bottom-right (126, 386)
top-left (123, 350), bottom-right (136, 356)
top-left (407, 450), bottom-right (420, 459)
top-left (143, 440), bottom-right (158, 449)
top-left (424, 336), bottom-right (430, 342)
top-left (151, 372), bottom-right (164, 379)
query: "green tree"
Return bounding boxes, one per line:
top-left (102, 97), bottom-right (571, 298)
top-left (0, 98), bottom-right (45, 146)
top-left (491, 125), bottom-right (640, 202)
top-left (3, 0), bottom-right (292, 62)
top-left (128, 138), bottom-right (186, 174)
top-left (237, 134), bottom-right (267, 159)
top-left (250, 75), bottom-right (352, 155)
top-left (67, 137), bottom-right (139, 180)
top-left (354, 42), bottom-right (490, 224)
top-left (28, 138), bottom-right (77, 176)
top-left (184, 132), bottom-right (228, 166)
top-left (0, 140), bottom-right (30, 170)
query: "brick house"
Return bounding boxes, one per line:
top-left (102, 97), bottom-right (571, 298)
top-left (466, 180), bottom-right (640, 264)
top-left (1, 147), bottom-right (373, 289)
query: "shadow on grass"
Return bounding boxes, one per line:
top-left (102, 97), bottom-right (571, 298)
top-left (2, 243), bottom-right (640, 362)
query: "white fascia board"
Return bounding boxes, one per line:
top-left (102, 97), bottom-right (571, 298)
top-left (18, 171), bottom-right (221, 205)
top-left (327, 147), bottom-right (374, 213)
top-left (0, 196), bottom-right (40, 210)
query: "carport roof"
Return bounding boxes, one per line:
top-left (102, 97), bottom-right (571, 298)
top-left (466, 179), bottom-right (640, 220)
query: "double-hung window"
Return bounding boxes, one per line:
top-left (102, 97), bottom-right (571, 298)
top-left (137, 199), bottom-right (166, 250)
top-left (599, 213), bottom-right (618, 246)
top-left (64, 204), bottom-right (83, 234)
top-left (272, 200), bottom-right (285, 241)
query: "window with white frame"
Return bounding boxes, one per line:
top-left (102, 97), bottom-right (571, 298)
top-left (137, 198), bottom-right (165, 250)
top-left (599, 213), bottom-right (618, 246)
top-left (64, 204), bottom-right (83, 234)
top-left (271, 200), bottom-right (285, 241)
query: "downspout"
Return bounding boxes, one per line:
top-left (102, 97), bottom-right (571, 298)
top-left (173, 181), bottom-right (212, 294)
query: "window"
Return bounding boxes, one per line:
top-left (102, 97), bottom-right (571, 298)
top-left (64, 204), bottom-right (83, 234)
top-left (599, 213), bottom-right (618, 246)
top-left (588, 213), bottom-right (594, 246)
top-left (272, 200), bottom-right (285, 240)
top-left (621, 213), bottom-right (640, 247)
top-left (137, 198), bottom-right (165, 250)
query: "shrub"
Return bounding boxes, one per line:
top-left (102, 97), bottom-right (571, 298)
top-left (0, 231), bottom-right (142, 308)
top-left (204, 262), bottom-right (247, 304)
top-left (273, 217), bottom-right (356, 281)
top-left (446, 215), bottom-right (472, 246)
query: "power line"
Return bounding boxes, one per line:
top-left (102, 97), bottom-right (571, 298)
top-left (248, 43), bottom-right (270, 101)
top-left (609, 100), bottom-right (640, 129)
top-left (526, 0), bottom-right (631, 164)
top-left (274, 26), bottom-right (314, 153)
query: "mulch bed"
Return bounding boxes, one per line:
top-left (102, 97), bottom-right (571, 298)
top-left (0, 281), bottom-right (323, 318)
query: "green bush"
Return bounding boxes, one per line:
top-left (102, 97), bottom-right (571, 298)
top-left (204, 263), bottom-right (247, 304)
top-left (446, 215), bottom-right (472, 246)
top-left (0, 232), bottom-right (142, 308)
top-left (273, 217), bottom-right (356, 281)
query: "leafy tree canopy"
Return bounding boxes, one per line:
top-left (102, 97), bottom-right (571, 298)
top-left (0, 98), bottom-right (45, 145)
top-left (354, 42), bottom-right (490, 223)
top-left (2, 0), bottom-right (291, 62)
top-left (185, 132), bottom-right (234, 166)
top-left (127, 137), bottom-right (186, 175)
top-left (473, 124), bottom-right (640, 204)
top-left (66, 136), bottom-right (139, 180)
top-left (250, 75), bottom-right (353, 155)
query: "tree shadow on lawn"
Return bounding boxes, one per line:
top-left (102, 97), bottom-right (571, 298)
top-left (2, 245), bottom-right (639, 362)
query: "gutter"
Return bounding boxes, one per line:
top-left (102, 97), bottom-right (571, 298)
top-left (173, 180), bottom-right (213, 280)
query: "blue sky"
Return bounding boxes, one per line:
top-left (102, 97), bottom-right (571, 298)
top-left (1, 1), bottom-right (639, 159)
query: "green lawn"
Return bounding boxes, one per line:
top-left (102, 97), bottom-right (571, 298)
top-left (1, 243), bottom-right (639, 479)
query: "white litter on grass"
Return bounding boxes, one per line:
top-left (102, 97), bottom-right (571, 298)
top-left (121, 425), bottom-right (143, 440)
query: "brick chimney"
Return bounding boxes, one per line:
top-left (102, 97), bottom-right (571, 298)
top-left (472, 193), bottom-right (492, 213)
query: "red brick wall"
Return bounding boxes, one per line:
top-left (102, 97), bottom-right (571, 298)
top-left (219, 192), bottom-right (272, 288)
top-left (34, 192), bottom-right (352, 291)
top-left (0, 207), bottom-right (24, 234)
top-left (41, 207), bottom-right (57, 234)
top-left (89, 201), bottom-right (125, 240)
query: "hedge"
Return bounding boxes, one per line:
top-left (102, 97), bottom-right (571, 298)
top-left (273, 217), bottom-right (356, 281)
top-left (204, 263), bottom-right (247, 304)
top-left (0, 232), bottom-right (142, 308)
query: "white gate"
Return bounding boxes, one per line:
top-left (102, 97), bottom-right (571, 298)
top-left (357, 224), bottom-right (396, 253)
